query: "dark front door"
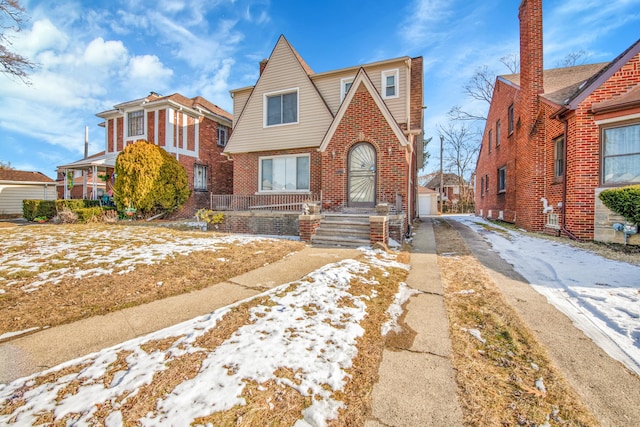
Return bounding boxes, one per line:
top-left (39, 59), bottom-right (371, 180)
top-left (348, 142), bottom-right (376, 207)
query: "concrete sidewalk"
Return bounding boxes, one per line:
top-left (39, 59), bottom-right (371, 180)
top-left (0, 245), bottom-right (361, 384)
top-left (366, 219), bottom-right (463, 426)
top-left (0, 220), bottom-right (464, 426)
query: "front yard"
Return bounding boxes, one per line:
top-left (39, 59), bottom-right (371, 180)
top-left (0, 223), bottom-right (304, 339)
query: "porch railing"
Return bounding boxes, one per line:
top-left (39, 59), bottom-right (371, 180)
top-left (210, 193), bottom-right (322, 212)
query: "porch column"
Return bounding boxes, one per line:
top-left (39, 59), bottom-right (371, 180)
top-left (91, 165), bottom-right (98, 200)
top-left (369, 215), bottom-right (389, 244)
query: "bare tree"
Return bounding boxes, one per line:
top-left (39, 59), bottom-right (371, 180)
top-left (437, 121), bottom-right (480, 207)
top-left (421, 136), bottom-right (432, 171)
top-left (0, 160), bottom-right (15, 169)
top-left (1, 0), bottom-right (35, 84)
top-left (448, 64), bottom-right (498, 122)
top-left (500, 53), bottom-right (519, 73)
top-left (555, 49), bottom-right (588, 68)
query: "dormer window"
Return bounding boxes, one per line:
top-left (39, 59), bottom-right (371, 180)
top-left (265, 89), bottom-right (298, 127)
top-left (381, 69), bottom-right (399, 99)
top-left (127, 110), bottom-right (144, 137)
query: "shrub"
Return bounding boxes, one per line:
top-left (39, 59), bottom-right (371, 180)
top-left (100, 209), bottom-right (119, 223)
top-left (23, 200), bottom-right (56, 221)
top-left (114, 140), bottom-right (190, 217)
top-left (75, 207), bottom-right (104, 223)
top-left (56, 207), bottom-right (79, 224)
top-left (599, 185), bottom-right (640, 225)
top-left (195, 208), bottom-right (225, 229)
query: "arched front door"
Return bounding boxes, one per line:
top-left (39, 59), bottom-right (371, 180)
top-left (348, 142), bottom-right (376, 207)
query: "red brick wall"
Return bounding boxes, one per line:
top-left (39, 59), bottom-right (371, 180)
top-left (107, 119), bottom-right (114, 153)
top-left (322, 84), bottom-right (411, 214)
top-left (116, 117), bottom-right (124, 152)
top-left (475, 80), bottom-right (519, 222)
top-left (147, 111), bottom-right (155, 145)
top-left (563, 52), bottom-right (640, 239)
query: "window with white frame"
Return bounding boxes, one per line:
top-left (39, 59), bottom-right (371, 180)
top-left (127, 110), bottom-right (144, 137)
top-left (381, 69), bottom-right (399, 99)
top-left (554, 136), bottom-right (564, 178)
top-left (602, 121), bottom-right (640, 185)
top-left (498, 166), bottom-right (506, 192)
top-left (340, 77), bottom-right (354, 101)
top-left (259, 155), bottom-right (310, 192)
top-left (265, 89), bottom-right (298, 126)
top-left (218, 125), bottom-right (229, 147)
top-left (194, 164), bottom-right (207, 191)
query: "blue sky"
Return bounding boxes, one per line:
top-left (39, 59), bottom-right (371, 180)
top-left (1, 0), bottom-right (639, 178)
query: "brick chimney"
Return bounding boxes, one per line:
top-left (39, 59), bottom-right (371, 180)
top-left (519, 0), bottom-right (544, 127)
top-left (259, 59), bottom-right (269, 75)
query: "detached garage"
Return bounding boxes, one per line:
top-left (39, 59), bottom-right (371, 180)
top-left (418, 186), bottom-right (438, 217)
top-left (0, 170), bottom-right (57, 217)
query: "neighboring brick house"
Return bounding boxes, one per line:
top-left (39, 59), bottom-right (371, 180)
top-left (475, 0), bottom-right (640, 244)
top-left (0, 170), bottom-right (56, 216)
top-left (223, 35), bottom-right (424, 239)
top-left (422, 172), bottom-right (473, 206)
top-left (58, 93), bottom-right (233, 215)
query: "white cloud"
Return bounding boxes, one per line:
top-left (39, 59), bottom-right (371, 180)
top-left (126, 54), bottom-right (174, 82)
top-left (83, 38), bottom-right (128, 68)
top-left (12, 19), bottom-right (69, 57)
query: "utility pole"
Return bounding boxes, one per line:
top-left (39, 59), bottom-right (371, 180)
top-left (439, 134), bottom-right (444, 215)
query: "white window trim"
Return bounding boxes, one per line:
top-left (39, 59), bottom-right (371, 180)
top-left (218, 125), bottom-right (229, 147)
top-left (257, 153), bottom-right (311, 193)
top-left (125, 109), bottom-right (146, 141)
top-left (340, 77), bottom-right (354, 101)
top-left (381, 69), bottom-right (399, 99)
top-left (263, 87), bottom-right (299, 128)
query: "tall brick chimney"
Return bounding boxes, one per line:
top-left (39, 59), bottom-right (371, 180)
top-left (519, 0), bottom-right (544, 127)
top-left (259, 59), bottom-right (269, 75)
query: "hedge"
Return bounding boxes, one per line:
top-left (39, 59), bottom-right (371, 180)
top-left (599, 185), bottom-right (640, 225)
top-left (23, 199), bottom-right (103, 221)
top-left (74, 207), bottom-right (105, 223)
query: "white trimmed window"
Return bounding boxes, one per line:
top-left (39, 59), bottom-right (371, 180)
top-left (264, 89), bottom-right (298, 126)
top-left (194, 164), bottom-right (207, 191)
top-left (127, 110), bottom-right (144, 137)
top-left (340, 77), bottom-right (354, 101)
top-left (602, 121), bottom-right (640, 185)
top-left (259, 154), bottom-right (310, 192)
top-left (381, 69), bottom-right (399, 99)
top-left (218, 125), bottom-right (229, 147)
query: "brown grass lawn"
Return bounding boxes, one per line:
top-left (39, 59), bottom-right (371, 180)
top-left (433, 219), bottom-right (598, 426)
top-left (0, 223), bottom-right (304, 338)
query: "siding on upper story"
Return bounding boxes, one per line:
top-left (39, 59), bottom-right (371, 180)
top-left (225, 36), bottom-right (415, 155)
top-left (224, 36), bottom-right (334, 154)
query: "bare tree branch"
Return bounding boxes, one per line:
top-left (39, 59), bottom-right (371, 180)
top-left (437, 121), bottom-right (481, 205)
top-left (555, 49), bottom-right (588, 68)
top-left (448, 105), bottom-right (487, 122)
top-left (463, 65), bottom-right (495, 104)
top-left (0, 0), bottom-right (35, 84)
top-left (500, 53), bottom-right (519, 73)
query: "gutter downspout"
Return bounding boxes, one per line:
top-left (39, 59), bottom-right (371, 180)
top-left (560, 116), bottom-right (581, 241)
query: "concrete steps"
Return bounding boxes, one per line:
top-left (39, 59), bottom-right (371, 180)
top-left (311, 214), bottom-right (371, 247)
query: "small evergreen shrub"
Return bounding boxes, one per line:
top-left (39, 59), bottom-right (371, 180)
top-left (23, 200), bottom-right (56, 221)
top-left (599, 185), bottom-right (640, 225)
top-left (74, 207), bottom-right (105, 223)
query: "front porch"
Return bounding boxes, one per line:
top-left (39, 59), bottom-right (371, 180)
top-left (207, 193), bottom-right (406, 246)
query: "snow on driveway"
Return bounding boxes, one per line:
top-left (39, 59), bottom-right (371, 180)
top-left (451, 216), bottom-right (640, 376)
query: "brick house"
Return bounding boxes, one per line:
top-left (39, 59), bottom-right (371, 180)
top-left (58, 92), bottom-right (233, 215)
top-left (422, 172), bottom-right (474, 211)
top-left (223, 35), bottom-right (424, 243)
top-left (475, 0), bottom-right (640, 244)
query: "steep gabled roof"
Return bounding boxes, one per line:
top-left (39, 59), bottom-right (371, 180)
top-left (562, 38), bottom-right (640, 110)
top-left (318, 68), bottom-right (408, 152)
top-left (499, 62), bottom-right (607, 106)
top-left (225, 35), bottom-right (333, 154)
top-left (0, 170), bottom-right (55, 183)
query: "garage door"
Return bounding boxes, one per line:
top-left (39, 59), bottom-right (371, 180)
top-left (418, 194), bottom-right (432, 216)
